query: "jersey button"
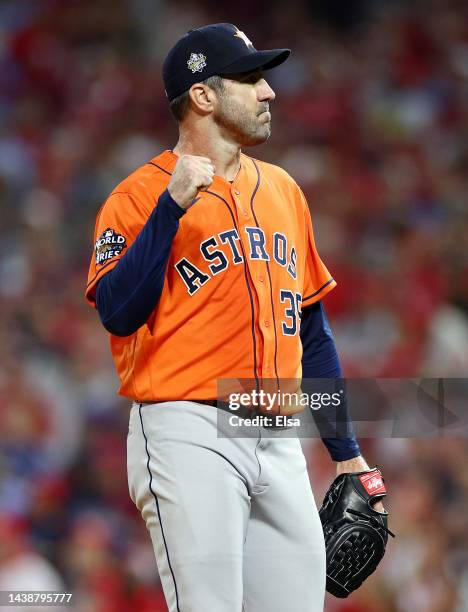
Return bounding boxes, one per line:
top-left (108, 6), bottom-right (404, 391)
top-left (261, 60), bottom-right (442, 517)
top-left (264, 320), bottom-right (270, 327)
top-left (234, 189), bottom-right (240, 196)
top-left (259, 276), bottom-right (264, 283)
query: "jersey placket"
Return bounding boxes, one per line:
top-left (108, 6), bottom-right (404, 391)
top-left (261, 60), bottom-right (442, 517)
top-left (230, 185), bottom-right (277, 381)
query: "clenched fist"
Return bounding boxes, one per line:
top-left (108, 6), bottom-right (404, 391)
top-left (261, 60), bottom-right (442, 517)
top-left (168, 155), bottom-right (215, 210)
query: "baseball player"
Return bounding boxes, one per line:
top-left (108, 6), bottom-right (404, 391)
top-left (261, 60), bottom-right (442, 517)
top-left (85, 23), bottom-right (386, 612)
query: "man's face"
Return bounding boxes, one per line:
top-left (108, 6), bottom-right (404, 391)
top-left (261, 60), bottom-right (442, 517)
top-left (213, 70), bottom-right (276, 146)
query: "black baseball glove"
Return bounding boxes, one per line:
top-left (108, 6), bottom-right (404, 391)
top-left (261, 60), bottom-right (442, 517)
top-left (319, 467), bottom-right (395, 598)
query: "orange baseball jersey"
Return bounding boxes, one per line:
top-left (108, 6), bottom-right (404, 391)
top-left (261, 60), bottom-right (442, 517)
top-left (85, 150), bottom-right (336, 401)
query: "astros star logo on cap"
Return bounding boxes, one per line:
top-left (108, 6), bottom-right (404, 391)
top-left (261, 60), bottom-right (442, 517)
top-left (234, 28), bottom-right (253, 48)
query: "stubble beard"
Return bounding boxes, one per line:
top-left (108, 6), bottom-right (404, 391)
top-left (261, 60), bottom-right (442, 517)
top-left (214, 97), bottom-right (271, 147)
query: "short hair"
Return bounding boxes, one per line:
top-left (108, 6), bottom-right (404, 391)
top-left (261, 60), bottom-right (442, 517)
top-left (169, 75), bottom-right (225, 123)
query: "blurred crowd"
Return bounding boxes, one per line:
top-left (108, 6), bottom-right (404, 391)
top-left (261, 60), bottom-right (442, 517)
top-left (0, 0), bottom-right (467, 610)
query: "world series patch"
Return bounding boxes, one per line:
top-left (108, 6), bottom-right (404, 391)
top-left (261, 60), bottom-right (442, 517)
top-left (95, 228), bottom-right (127, 265)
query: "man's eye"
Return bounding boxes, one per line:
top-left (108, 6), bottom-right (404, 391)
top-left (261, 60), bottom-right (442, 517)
top-left (243, 73), bottom-right (261, 84)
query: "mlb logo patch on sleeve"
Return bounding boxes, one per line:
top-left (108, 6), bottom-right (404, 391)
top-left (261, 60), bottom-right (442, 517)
top-left (95, 228), bottom-right (127, 265)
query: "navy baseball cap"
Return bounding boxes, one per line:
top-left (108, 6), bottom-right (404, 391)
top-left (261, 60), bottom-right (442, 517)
top-left (163, 23), bottom-right (290, 102)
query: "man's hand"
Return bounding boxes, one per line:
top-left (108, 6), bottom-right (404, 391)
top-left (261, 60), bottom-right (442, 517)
top-left (168, 155), bottom-right (215, 209)
top-left (336, 455), bottom-right (386, 513)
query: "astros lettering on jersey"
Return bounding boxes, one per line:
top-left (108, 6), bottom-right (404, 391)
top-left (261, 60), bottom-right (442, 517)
top-left (86, 150), bottom-right (336, 401)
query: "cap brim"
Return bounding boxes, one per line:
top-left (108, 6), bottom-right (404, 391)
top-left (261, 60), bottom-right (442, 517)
top-left (221, 48), bottom-right (290, 75)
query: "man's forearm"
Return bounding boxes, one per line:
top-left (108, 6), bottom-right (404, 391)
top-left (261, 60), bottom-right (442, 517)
top-left (96, 189), bottom-right (185, 336)
top-left (300, 301), bottom-right (361, 461)
top-left (336, 455), bottom-right (369, 475)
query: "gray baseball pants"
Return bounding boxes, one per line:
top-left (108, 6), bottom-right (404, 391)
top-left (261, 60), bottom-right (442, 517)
top-left (127, 401), bottom-right (326, 612)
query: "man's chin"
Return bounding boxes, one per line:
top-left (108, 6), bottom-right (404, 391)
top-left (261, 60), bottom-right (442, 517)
top-left (241, 128), bottom-right (271, 147)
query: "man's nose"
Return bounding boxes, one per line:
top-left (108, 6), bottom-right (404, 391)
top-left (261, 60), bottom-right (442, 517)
top-left (258, 79), bottom-right (276, 101)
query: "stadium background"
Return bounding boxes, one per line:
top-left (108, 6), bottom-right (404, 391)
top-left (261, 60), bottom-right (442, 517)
top-left (1, 0), bottom-right (467, 610)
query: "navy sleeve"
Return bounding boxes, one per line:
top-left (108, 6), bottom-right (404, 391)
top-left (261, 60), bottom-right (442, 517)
top-left (95, 189), bottom-right (185, 336)
top-left (300, 301), bottom-right (361, 461)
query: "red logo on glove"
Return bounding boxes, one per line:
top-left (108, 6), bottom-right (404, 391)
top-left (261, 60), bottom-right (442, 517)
top-left (359, 470), bottom-right (386, 496)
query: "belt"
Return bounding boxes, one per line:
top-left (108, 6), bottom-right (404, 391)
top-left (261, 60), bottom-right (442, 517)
top-left (195, 399), bottom-right (255, 419)
top-left (140, 399), bottom-right (292, 429)
top-left (195, 399), bottom-right (289, 429)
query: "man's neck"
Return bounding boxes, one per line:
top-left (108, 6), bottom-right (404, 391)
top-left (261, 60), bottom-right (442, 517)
top-left (173, 130), bottom-right (241, 183)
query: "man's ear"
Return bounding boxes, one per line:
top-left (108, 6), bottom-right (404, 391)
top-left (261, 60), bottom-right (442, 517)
top-left (188, 83), bottom-right (216, 115)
